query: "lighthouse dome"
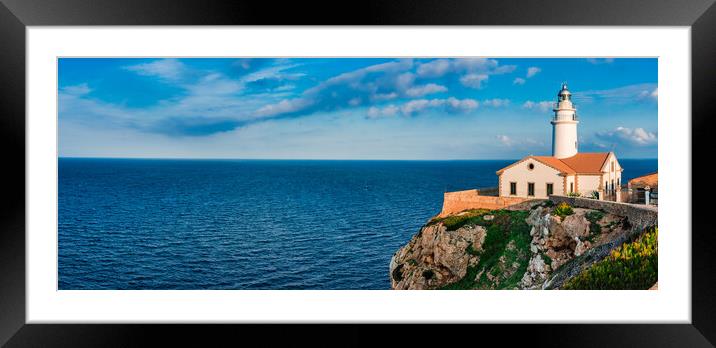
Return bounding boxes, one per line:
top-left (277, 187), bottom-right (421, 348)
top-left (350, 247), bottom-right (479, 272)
top-left (557, 83), bottom-right (572, 102)
top-left (558, 83), bottom-right (571, 96)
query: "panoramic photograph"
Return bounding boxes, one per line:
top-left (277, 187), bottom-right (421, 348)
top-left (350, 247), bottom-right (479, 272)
top-left (58, 57), bottom-right (657, 290)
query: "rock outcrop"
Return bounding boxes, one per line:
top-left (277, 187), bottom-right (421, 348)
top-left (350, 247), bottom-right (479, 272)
top-left (390, 222), bottom-right (487, 290)
top-left (391, 201), bottom-right (635, 290)
top-left (523, 206), bottom-right (593, 273)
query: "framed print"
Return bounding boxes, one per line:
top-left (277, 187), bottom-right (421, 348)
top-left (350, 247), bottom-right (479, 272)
top-left (1, 0), bottom-right (715, 346)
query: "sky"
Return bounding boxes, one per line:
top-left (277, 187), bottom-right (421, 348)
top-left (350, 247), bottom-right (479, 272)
top-left (58, 57), bottom-right (657, 159)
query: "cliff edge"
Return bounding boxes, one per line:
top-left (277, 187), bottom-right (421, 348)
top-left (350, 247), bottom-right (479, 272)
top-left (390, 198), bottom-right (654, 290)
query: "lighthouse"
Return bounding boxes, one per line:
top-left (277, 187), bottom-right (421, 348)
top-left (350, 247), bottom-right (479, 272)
top-left (494, 82), bottom-right (623, 202)
top-left (551, 83), bottom-right (579, 159)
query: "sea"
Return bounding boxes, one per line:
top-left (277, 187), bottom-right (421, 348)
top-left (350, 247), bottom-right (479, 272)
top-left (58, 158), bottom-right (657, 290)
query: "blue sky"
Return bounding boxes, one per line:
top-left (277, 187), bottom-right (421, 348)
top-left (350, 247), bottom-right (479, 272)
top-left (58, 57), bottom-right (657, 159)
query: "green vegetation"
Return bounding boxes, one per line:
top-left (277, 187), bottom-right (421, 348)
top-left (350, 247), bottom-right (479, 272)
top-left (562, 227), bottom-right (658, 290)
top-left (553, 202), bottom-right (574, 219)
top-left (466, 242), bottom-right (481, 256)
top-left (541, 253), bottom-right (552, 267)
top-left (567, 191), bottom-right (581, 197)
top-left (439, 210), bottom-right (531, 290)
top-left (430, 209), bottom-right (491, 231)
top-left (585, 210), bottom-right (604, 241)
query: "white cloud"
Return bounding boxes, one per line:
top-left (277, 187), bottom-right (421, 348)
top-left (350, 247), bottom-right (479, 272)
top-left (460, 74), bottom-right (489, 89)
top-left (69, 58), bottom-right (521, 138)
top-left (400, 99), bottom-right (434, 115)
top-left (595, 126), bottom-right (658, 146)
top-left (496, 135), bottom-right (512, 146)
top-left (240, 63), bottom-right (304, 84)
top-left (367, 97), bottom-right (478, 118)
top-left (382, 104), bottom-right (400, 117)
top-left (254, 98), bottom-right (314, 118)
top-left (309, 59), bottom-right (414, 94)
top-left (444, 97), bottom-right (479, 113)
top-left (416, 58), bottom-right (516, 90)
top-left (367, 106), bottom-right (381, 118)
top-left (367, 104), bottom-right (400, 118)
top-left (395, 72), bottom-right (416, 91)
top-left (494, 134), bottom-right (546, 149)
top-left (526, 67), bottom-right (541, 78)
top-left (185, 73), bottom-right (242, 96)
top-left (125, 59), bottom-right (187, 81)
top-left (372, 92), bottom-right (398, 101)
top-left (573, 83), bottom-right (658, 104)
top-left (482, 98), bottom-right (510, 107)
top-left (62, 83), bottom-right (91, 96)
top-left (638, 87), bottom-right (658, 101)
top-left (522, 100), bottom-right (554, 112)
top-left (513, 78), bottom-right (526, 85)
top-left (348, 97), bottom-right (362, 106)
top-left (404, 83), bottom-right (448, 97)
top-left (416, 59), bottom-right (452, 78)
top-left (453, 58), bottom-right (516, 75)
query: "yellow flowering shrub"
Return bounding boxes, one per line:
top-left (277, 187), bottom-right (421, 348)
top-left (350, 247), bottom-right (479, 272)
top-left (562, 227), bottom-right (657, 290)
top-left (553, 202), bottom-right (574, 219)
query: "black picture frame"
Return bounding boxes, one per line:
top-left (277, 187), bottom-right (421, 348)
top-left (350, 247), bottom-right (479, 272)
top-left (1, 0), bottom-right (714, 346)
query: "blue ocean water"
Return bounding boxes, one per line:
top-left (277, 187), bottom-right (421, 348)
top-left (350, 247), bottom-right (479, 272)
top-left (58, 158), bottom-right (657, 290)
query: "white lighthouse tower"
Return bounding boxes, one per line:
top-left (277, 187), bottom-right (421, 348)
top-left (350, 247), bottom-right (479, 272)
top-left (551, 83), bottom-right (579, 159)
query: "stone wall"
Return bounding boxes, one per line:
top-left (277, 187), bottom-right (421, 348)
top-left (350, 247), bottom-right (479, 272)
top-left (440, 189), bottom-right (527, 217)
top-left (549, 195), bottom-right (658, 228)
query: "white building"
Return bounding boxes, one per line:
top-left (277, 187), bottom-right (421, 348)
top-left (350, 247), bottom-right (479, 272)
top-left (496, 84), bottom-right (623, 201)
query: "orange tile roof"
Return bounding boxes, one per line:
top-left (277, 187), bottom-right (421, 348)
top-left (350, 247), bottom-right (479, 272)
top-left (496, 152), bottom-right (613, 175)
top-left (559, 152), bottom-right (611, 174)
top-left (531, 156), bottom-right (576, 174)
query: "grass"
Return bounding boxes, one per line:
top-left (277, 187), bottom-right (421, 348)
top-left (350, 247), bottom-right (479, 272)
top-left (430, 209), bottom-right (491, 231)
top-left (439, 210), bottom-right (531, 290)
top-left (562, 227), bottom-right (657, 290)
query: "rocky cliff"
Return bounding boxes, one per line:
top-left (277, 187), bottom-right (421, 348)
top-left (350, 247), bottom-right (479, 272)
top-left (390, 201), bottom-right (636, 290)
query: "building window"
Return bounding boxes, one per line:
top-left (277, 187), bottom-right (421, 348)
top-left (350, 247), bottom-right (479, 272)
top-left (546, 183), bottom-right (554, 196)
top-left (570, 182), bottom-right (574, 193)
top-left (510, 182), bottom-right (517, 195)
top-left (611, 161), bottom-right (614, 172)
top-left (528, 183), bottom-right (535, 196)
top-left (527, 163), bottom-right (535, 170)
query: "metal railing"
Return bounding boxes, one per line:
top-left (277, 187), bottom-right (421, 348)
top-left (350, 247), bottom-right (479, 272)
top-left (552, 114), bottom-right (579, 121)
